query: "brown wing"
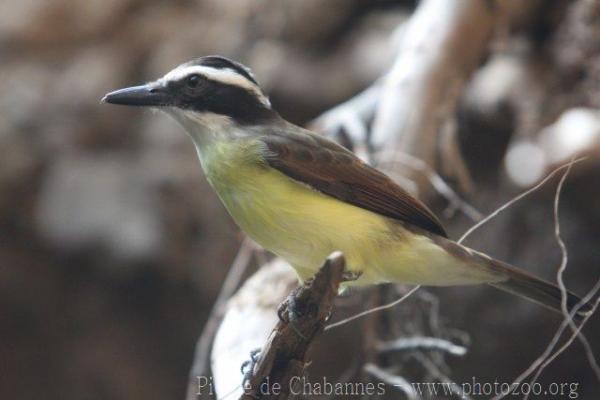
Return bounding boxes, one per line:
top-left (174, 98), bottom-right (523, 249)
top-left (259, 128), bottom-right (447, 237)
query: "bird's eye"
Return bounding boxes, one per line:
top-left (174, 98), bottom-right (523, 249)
top-left (186, 74), bottom-right (201, 88)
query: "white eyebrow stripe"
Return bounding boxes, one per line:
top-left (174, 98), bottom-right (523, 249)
top-left (161, 65), bottom-right (271, 107)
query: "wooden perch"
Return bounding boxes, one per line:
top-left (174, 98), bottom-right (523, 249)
top-left (208, 259), bottom-right (297, 399)
top-left (239, 252), bottom-right (345, 400)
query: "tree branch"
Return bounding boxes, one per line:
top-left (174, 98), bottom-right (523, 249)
top-left (239, 252), bottom-right (346, 400)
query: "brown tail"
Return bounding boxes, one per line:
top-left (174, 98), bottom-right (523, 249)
top-left (483, 255), bottom-right (593, 321)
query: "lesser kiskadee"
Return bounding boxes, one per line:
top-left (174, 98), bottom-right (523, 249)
top-left (103, 56), bottom-right (592, 319)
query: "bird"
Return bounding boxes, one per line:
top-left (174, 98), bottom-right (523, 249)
top-left (103, 55), bottom-right (592, 320)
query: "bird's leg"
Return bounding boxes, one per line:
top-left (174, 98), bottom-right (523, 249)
top-left (240, 347), bottom-right (262, 389)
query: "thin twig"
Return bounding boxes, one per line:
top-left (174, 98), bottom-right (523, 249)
top-left (378, 151), bottom-right (483, 222)
top-left (377, 337), bottom-right (467, 356)
top-left (324, 286), bottom-right (420, 331)
top-left (521, 161), bottom-right (600, 398)
top-left (416, 290), bottom-right (443, 337)
top-left (413, 353), bottom-right (473, 400)
top-left (491, 278), bottom-right (600, 400)
top-left (555, 160), bottom-right (574, 319)
top-left (526, 295), bottom-right (600, 393)
top-left (476, 157), bottom-right (599, 400)
top-left (458, 157), bottom-right (587, 244)
top-left (363, 363), bottom-right (418, 400)
top-left (552, 160), bottom-right (600, 383)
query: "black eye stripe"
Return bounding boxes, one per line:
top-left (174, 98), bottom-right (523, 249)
top-left (166, 57), bottom-right (276, 124)
top-left (171, 78), bottom-right (273, 124)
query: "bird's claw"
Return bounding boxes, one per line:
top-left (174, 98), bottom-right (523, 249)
top-left (342, 270), bottom-right (363, 282)
top-left (241, 348), bottom-right (262, 389)
top-left (277, 297), bottom-right (307, 340)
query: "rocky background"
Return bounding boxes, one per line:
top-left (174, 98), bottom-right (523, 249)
top-left (0, 1), bottom-right (599, 399)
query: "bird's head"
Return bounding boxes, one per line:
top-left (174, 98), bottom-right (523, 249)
top-left (102, 56), bottom-right (276, 130)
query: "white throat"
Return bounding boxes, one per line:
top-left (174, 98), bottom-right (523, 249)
top-left (165, 108), bottom-right (233, 143)
top-left (163, 108), bottom-right (247, 170)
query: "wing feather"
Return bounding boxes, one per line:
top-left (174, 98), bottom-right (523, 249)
top-left (259, 128), bottom-right (447, 237)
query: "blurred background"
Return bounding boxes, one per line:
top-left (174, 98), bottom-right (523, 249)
top-left (0, 0), bottom-right (599, 399)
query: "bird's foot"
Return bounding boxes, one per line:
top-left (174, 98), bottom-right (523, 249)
top-left (277, 298), bottom-right (290, 323)
top-left (342, 270), bottom-right (363, 282)
top-left (241, 348), bottom-right (262, 389)
top-left (277, 296), bottom-right (307, 340)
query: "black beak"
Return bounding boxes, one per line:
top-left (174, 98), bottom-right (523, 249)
top-left (102, 83), bottom-right (171, 107)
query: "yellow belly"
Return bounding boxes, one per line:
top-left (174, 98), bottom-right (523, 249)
top-left (208, 174), bottom-right (492, 287)
top-left (216, 166), bottom-right (391, 283)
